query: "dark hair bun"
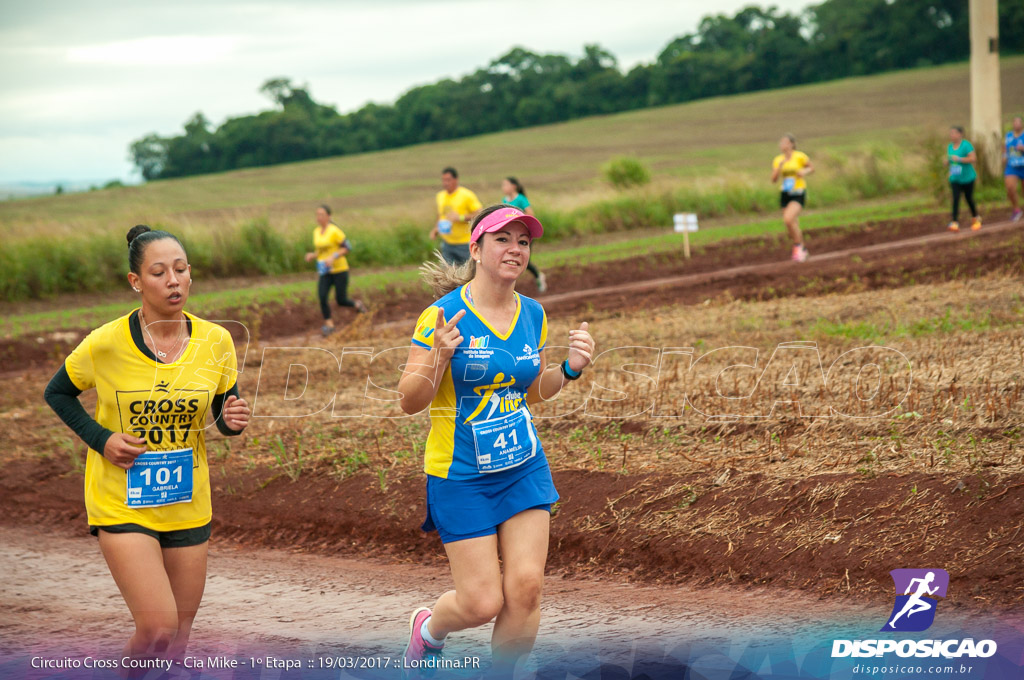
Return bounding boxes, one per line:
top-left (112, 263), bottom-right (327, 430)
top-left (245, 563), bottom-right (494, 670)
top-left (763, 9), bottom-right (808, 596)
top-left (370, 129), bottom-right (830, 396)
top-left (126, 224), bottom-right (151, 248)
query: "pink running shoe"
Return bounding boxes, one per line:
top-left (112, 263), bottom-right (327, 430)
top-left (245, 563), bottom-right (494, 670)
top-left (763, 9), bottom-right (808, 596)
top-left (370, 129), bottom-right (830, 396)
top-left (791, 244), bottom-right (808, 263)
top-left (403, 607), bottom-right (443, 678)
top-left (1012, 210), bottom-right (1023, 223)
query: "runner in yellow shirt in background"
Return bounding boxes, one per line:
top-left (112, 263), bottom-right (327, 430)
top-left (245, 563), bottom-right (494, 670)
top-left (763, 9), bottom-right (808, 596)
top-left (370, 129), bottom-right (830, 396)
top-left (431, 167), bottom-right (482, 265)
top-left (771, 134), bottom-right (814, 262)
top-left (304, 204), bottom-right (367, 336)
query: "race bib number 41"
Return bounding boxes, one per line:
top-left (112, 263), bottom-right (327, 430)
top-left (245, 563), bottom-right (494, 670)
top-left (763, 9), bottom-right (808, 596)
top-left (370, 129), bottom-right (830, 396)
top-left (126, 448), bottom-right (194, 507)
top-left (472, 408), bottom-right (538, 473)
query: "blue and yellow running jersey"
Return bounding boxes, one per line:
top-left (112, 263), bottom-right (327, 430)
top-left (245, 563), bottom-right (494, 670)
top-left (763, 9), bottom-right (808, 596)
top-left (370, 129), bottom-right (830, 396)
top-left (1006, 131), bottom-right (1024, 168)
top-left (411, 285), bottom-right (549, 480)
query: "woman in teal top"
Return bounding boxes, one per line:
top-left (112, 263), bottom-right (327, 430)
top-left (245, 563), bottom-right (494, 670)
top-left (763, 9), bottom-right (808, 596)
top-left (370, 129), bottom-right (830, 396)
top-left (502, 177), bottom-right (547, 292)
top-left (946, 126), bottom-right (981, 232)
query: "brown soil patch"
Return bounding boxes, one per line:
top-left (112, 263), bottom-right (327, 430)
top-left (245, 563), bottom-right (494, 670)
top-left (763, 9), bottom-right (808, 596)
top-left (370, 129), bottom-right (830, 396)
top-left (2, 456), bottom-right (1020, 610)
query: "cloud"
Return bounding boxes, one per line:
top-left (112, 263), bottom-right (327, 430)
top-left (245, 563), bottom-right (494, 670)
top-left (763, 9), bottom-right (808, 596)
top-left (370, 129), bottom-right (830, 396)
top-left (0, 0), bottom-right (814, 183)
top-left (67, 35), bottom-right (240, 66)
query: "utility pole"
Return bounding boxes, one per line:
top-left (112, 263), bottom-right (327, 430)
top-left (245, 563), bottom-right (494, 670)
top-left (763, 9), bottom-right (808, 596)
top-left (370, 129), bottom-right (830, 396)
top-left (969, 0), bottom-right (1002, 177)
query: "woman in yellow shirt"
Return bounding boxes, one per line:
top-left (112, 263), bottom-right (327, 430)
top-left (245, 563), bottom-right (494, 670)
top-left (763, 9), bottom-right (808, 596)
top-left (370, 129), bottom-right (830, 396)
top-left (44, 225), bottom-right (250, 667)
top-left (771, 134), bottom-right (814, 262)
top-left (304, 204), bottom-right (367, 336)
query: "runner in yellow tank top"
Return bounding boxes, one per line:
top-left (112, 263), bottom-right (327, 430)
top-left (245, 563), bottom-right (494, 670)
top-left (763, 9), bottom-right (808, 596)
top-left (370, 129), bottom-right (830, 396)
top-left (44, 225), bottom-right (250, 668)
top-left (771, 133), bottom-right (814, 262)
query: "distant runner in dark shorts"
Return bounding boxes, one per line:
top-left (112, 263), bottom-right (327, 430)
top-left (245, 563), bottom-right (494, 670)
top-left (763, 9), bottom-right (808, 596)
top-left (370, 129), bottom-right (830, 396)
top-left (946, 126), bottom-right (981, 232)
top-left (771, 134), bottom-right (814, 262)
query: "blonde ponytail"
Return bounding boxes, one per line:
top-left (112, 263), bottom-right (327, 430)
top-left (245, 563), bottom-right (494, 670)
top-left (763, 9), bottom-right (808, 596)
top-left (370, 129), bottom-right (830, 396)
top-left (420, 250), bottom-right (476, 299)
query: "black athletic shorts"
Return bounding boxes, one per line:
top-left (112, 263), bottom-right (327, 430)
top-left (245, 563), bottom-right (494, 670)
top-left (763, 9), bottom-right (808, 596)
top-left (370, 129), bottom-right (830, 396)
top-left (780, 191), bottom-right (806, 208)
top-left (90, 521), bottom-right (211, 548)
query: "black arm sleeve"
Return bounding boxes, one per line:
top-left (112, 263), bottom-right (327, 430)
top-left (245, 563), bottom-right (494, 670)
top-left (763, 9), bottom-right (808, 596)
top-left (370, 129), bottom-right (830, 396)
top-left (210, 383), bottom-right (243, 436)
top-left (341, 238), bottom-right (352, 251)
top-left (43, 365), bottom-right (114, 456)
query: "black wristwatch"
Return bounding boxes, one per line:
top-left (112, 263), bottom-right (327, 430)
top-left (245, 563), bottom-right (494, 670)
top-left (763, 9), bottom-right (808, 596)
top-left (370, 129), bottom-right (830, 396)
top-left (560, 359), bottom-right (582, 380)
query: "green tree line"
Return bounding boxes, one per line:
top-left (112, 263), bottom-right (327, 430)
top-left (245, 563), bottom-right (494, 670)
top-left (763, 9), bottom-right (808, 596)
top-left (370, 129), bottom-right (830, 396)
top-left (131, 0), bottom-right (1024, 181)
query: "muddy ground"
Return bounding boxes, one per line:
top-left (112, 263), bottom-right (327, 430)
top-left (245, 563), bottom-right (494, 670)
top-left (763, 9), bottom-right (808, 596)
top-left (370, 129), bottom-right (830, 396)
top-left (1, 456), bottom-right (1021, 611)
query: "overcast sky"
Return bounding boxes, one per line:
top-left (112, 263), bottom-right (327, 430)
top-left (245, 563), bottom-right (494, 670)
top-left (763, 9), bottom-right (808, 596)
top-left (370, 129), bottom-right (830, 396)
top-left (0, 0), bottom-right (813, 185)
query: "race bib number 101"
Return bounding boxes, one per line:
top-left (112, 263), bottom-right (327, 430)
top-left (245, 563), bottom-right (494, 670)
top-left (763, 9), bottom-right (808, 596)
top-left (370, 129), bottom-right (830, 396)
top-left (126, 448), bottom-right (194, 507)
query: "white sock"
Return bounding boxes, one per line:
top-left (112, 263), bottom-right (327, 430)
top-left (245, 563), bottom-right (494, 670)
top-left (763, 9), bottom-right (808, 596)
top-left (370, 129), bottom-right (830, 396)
top-left (420, 616), bottom-right (446, 647)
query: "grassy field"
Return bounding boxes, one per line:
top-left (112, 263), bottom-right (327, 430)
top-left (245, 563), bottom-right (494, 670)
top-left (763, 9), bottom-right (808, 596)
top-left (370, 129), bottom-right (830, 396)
top-left (0, 193), bottom-right (943, 338)
top-left (2, 57), bottom-right (1023, 302)
top-left (4, 57), bottom-right (1024, 237)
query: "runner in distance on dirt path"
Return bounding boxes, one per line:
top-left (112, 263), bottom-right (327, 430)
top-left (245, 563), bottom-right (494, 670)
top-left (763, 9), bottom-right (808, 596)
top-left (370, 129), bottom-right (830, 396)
top-left (502, 177), bottom-right (548, 293)
top-left (432, 166), bottom-right (483, 266)
top-left (43, 225), bottom-right (250, 674)
top-left (771, 133), bottom-right (814, 263)
top-left (304, 203), bottom-right (367, 337)
top-left (398, 204), bottom-right (595, 677)
top-left (1003, 116), bottom-right (1024, 222)
top-left (946, 125), bottom-right (982, 232)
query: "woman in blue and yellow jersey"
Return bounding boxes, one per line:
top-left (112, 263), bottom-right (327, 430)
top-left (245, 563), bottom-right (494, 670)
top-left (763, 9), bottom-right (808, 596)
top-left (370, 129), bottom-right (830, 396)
top-left (1003, 116), bottom-right (1024, 222)
top-left (398, 205), bottom-right (595, 674)
top-left (44, 225), bottom-right (249, 668)
top-left (304, 203), bottom-right (367, 336)
top-left (771, 133), bottom-right (814, 262)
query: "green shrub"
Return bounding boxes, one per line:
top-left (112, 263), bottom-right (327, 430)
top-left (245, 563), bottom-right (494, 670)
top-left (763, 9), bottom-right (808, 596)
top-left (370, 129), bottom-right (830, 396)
top-left (348, 221), bottom-right (433, 268)
top-left (232, 217), bottom-right (292, 275)
top-left (602, 156), bottom-right (651, 189)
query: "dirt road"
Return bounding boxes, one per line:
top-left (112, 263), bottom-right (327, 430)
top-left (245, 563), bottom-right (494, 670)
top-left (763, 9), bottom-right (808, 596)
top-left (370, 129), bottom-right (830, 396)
top-left (5, 526), bottom-right (1021, 679)
top-left (0, 524), bottom-right (882, 662)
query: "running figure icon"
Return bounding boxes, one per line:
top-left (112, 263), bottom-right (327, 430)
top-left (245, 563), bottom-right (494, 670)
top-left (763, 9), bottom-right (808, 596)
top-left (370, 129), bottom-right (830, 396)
top-left (887, 572), bottom-right (939, 628)
top-left (881, 568), bottom-right (949, 632)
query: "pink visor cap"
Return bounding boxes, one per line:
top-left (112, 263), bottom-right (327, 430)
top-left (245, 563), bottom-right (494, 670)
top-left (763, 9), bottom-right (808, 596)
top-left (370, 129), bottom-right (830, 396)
top-left (470, 207), bottom-right (543, 243)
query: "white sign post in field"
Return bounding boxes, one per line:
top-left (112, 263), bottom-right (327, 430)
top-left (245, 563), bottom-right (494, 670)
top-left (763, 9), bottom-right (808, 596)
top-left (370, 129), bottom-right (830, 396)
top-left (673, 213), bottom-right (699, 259)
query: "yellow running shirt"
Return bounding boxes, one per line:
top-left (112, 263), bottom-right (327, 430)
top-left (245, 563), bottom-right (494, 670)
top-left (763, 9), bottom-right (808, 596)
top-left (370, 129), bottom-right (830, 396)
top-left (772, 151), bottom-right (811, 193)
top-left (64, 311), bottom-right (238, 531)
top-left (312, 223), bottom-right (349, 273)
top-left (435, 186), bottom-right (483, 245)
